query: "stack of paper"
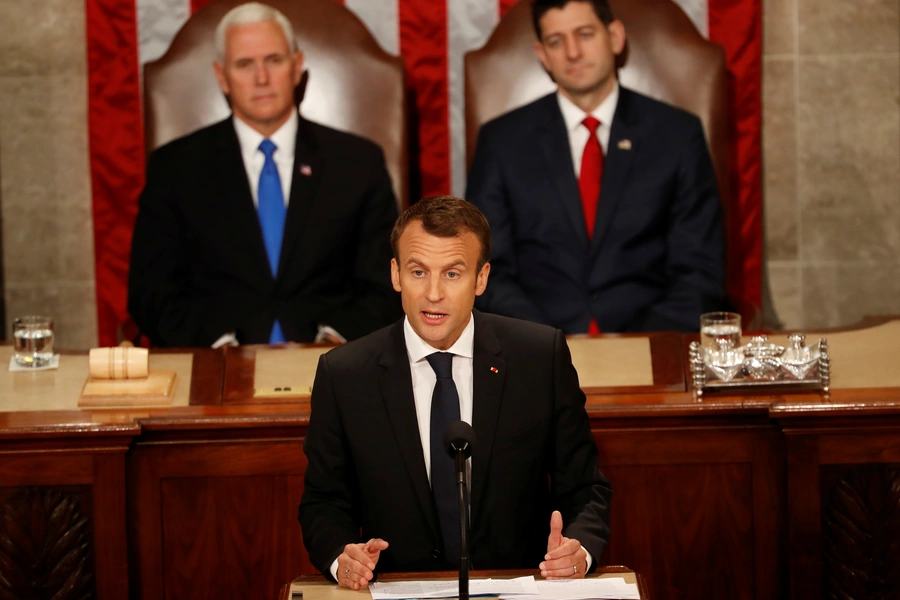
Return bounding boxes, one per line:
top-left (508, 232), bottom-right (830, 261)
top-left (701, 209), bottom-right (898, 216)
top-left (369, 575), bottom-right (639, 600)
top-left (501, 578), bottom-right (640, 600)
top-left (371, 576), bottom-right (538, 599)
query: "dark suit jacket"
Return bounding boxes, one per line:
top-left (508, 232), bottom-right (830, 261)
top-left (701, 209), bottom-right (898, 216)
top-left (466, 88), bottom-right (725, 333)
top-left (128, 114), bottom-right (401, 347)
top-left (299, 310), bottom-right (611, 577)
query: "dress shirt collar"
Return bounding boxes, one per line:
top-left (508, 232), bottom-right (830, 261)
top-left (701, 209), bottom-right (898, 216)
top-left (556, 81), bottom-right (619, 136)
top-left (232, 110), bottom-right (298, 163)
top-left (403, 313), bottom-right (475, 364)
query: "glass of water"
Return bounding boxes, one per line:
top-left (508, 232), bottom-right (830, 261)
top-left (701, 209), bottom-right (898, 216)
top-left (13, 316), bottom-right (55, 368)
top-left (700, 311), bottom-right (742, 367)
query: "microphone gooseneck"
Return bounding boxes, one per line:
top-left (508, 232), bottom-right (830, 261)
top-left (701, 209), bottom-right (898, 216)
top-left (442, 420), bottom-right (475, 600)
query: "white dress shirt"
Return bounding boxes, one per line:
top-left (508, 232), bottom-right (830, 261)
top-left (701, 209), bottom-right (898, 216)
top-left (556, 82), bottom-right (619, 176)
top-left (232, 110), bottom-right (297, 207)
top-left (403, 315), bottom-right (476, 483)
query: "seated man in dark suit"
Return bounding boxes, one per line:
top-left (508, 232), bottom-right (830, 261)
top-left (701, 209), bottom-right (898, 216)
top-left (299, 196), bottom-right (611, 588)
top-left (128, 2), bottom-right (400, 347)
top-left (467, 0), bottom-right (725, 334)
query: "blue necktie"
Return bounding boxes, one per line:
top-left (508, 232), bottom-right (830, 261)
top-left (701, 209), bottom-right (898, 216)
top-left (426, 351), bottom-right (462, 565)
top-left (258, 139), bottom-right (286, 343)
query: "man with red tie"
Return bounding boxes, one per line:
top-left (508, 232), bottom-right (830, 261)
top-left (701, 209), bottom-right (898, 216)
top-left (466, 0), bottom-right (725, 333)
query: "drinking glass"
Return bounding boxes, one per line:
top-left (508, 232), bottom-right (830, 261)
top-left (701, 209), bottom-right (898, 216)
top-left (13, 316), bottom-right (55, 368)
top-left (699, 312), bottom-right (742, 379)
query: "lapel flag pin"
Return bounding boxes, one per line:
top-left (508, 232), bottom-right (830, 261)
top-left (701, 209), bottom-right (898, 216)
top-left (300, 164), bottom-right (312, 176)
top-left (490, 367), bottom-right (499, 373)
top-left (617, 139), bottom-right (632, 151)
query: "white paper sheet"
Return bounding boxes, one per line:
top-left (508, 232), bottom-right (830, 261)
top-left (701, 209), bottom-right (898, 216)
top-left (499, 578), bottom-right (640, 600)
top-left (370, 576), bottom-right (540, 599)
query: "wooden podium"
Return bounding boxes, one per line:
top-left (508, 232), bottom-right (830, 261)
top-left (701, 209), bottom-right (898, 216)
top-left (278, 568), bottom-right (650, 600)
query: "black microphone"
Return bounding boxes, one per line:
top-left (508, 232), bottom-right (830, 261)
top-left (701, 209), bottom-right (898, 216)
top-left (443, 421), bottom-right (475, 600)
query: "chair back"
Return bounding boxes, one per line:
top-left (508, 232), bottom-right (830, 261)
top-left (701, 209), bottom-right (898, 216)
top-left (144, 0), bottom-right (409, 208)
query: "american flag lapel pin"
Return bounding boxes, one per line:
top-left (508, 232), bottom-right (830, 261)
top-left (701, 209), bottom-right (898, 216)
top-left (300, 164), bottom-right (312, 176)
top-left (617, 139), bottom-right (632, 151)
top-left (490, 367), bottom-right (499, 374)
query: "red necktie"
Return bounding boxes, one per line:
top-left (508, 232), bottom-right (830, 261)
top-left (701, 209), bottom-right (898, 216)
top-left (578, 116), bottom-right (604, 238)
top-left (580, 117), bottom-right (603, 336)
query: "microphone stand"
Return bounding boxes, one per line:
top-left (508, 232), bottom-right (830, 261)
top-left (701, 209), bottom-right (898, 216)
top-left (454, 444), bottom-right (471, 600)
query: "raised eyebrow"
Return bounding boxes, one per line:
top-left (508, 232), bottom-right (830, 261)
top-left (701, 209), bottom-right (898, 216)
top-left (445, 260), bottom-right (468, 270)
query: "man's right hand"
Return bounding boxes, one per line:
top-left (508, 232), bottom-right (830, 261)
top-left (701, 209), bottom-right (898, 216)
top-left (336, 539), bottom-right (389, 589)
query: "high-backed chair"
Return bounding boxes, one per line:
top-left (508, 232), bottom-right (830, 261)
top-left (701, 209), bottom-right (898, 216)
top-left (465, 0), bottom-right (738, 309)
top-left (144, 0), bottom-right (409, 210)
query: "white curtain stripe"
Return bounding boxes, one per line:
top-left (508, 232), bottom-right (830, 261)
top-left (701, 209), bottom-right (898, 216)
top-left (137, 0), bottom-right (191, 64)
top-left (447, 0), bottom-right (499, 196)
top-left (345, 0), bottom-right (401, 56)
top-left (672, 0), bottom-right (709, 38)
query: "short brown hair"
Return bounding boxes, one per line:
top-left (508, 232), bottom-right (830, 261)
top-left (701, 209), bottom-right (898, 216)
top-left (531, 0), bottom-right (615, 39)
top-left (390, 195), bottom-right (491, 270)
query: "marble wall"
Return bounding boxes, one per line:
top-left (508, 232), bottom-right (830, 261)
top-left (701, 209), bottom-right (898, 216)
top-left (0, 0), bottom-right (98, 349)
top-left (0, 0), bottom-right (898, 348)
top-left (763, 0), bottom-right (900, 328)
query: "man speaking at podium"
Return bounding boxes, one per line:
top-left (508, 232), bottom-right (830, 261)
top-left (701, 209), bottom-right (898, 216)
top-left (299, 196), bottom-right (611, 588)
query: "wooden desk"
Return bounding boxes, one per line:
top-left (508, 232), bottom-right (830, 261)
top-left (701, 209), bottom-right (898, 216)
top-left (3, 322), bottom-right (900, 599)
top-left (278, 568), bottom-right (650, 600)
top-left (0, 347), bottom-right (222, 600)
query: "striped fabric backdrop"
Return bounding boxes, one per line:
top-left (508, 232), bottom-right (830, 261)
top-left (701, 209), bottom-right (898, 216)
top-left (86, 0), bottom-right (761, 345)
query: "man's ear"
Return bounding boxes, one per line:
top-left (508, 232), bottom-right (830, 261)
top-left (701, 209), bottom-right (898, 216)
top-left (292, 49), bottom-right (304, 86)
top-left (391, 258), bottom-right (402, 293)
top-left (474, 262), bottom-right (491, 297)
top-left (607, 20), bottom-right (626, 56)
top-left (534, 40), bottom-right (551, 73)
top-left (213, 61), bottom-right (230, 95)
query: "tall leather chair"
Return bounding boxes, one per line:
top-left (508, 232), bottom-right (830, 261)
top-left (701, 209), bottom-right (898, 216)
top-left (465, 0), bottom-right (737, 307)
top-left (144, 0), bottom-right (409, 210)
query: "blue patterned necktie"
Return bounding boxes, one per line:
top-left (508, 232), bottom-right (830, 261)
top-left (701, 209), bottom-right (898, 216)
top-left (258, 138), bottom-right (286, 343)
top-left (426, 351), bottom-right (462, 565)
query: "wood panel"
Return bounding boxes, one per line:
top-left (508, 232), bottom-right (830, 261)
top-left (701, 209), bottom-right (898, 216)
top-left (603, 463), bottom-right (754, 599)
top-left (128, 437), bottom-right (311, 600)
top-left (820, 463), bottom-right (900, 599)
top-left (0, 439), bottom-right (132, 600)
top-left (780, 424), bottom-right (900, 600)
top-left (0, 486), bottom-right (96, 599)
top-left (594, 425), bottom-right (785, 600)
top-left (160, 474), bottom-right (305, 599)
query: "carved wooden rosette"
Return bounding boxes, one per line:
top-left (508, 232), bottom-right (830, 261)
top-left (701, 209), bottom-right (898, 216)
top-left (820, 464), bottom-right (900, 599)
top-left (0, 487), bottom-right (96, 599)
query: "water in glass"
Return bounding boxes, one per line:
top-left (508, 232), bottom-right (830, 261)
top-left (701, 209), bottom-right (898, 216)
top-left (13, 326), bottom-right (54, 367)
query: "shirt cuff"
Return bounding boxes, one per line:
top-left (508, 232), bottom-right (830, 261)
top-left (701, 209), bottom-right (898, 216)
top-left (330, 558), bottom-right (339, 581)
top-left (583, 545), bottom-right (593, 572)
top-left (316, 325), bottom-right (347, 343)
top-left (211, 332), bottom-right (238, 349)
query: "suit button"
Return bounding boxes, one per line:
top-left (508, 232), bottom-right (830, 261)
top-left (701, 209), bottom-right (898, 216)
top-left (432, 549), bottom-right (442, 560)
top-left (589, 293), bottom-right (599, 301)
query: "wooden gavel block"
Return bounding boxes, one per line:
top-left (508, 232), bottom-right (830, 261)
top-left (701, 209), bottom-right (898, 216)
top-left (79, 347), bottom-right (176, 408)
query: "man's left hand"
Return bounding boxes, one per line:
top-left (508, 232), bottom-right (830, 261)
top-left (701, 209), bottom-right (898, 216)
top-left (539, 510), bottom-right (586, 579)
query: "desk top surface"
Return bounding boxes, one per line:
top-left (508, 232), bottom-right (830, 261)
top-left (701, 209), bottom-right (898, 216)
top-left (3, 319), bottom-right (900, 437)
